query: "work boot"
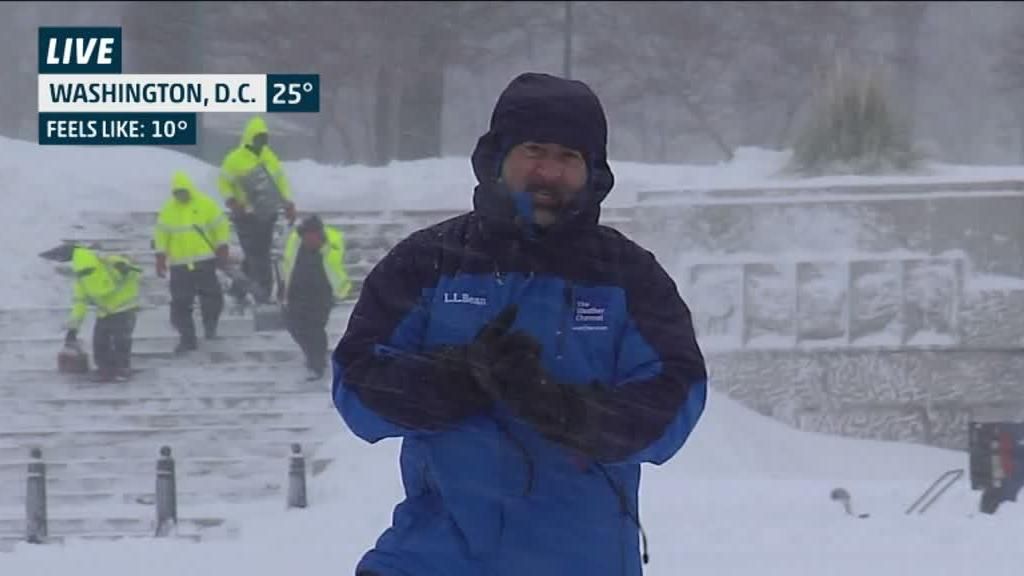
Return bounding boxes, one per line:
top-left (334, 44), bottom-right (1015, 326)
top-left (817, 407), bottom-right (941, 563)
top-left (90, 367), bottom-right (116, 383)
top-left (204, 324), bottom-right (220, 341)
top-left (174, 338), bottom-right (198, 355)
top-left (305, 361), bottom-right (326, 382)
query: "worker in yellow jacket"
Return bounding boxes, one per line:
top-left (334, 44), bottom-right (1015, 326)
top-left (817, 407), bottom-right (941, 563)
top-left (218, 116), bottom-right (296, 304)
top-left (280, 215), bottom-right (351, 380)
top-left (43, 244), bottom-right (142, 382)
top-left (154, 171), bottom-right (232, 354)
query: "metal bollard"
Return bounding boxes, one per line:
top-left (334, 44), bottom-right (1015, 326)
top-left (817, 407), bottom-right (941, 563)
top-left (287, 443), bottom-right (307, 509)
top-left (25, 448), bottom-right (47, 544)
top-left (155, 446), bottom-right (177, 537)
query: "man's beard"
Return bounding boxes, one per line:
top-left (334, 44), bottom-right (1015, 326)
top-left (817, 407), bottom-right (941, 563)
top-left (526, 184), bottom-right (568, 227)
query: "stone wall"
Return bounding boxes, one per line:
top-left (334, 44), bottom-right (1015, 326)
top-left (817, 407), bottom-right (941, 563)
top-left (631, 180), bottom-right (1024, 451)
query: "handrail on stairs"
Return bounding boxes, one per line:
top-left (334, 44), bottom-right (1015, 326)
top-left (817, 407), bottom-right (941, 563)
top-left (906, 468), bottom-right (964, 515)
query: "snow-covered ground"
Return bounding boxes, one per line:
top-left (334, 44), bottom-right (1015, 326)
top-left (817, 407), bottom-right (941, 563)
top-left (4, 136), bottom-right (1024, 574)
top-left (2, 390), bottom-right (1018, 576)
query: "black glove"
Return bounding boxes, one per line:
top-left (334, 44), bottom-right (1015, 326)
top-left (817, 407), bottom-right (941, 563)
top-left (488, 329), bottom-right (587, 441)
top-left (64, 329), bottom-right (78, 346)
top-left (113, 261), bottom-right (135, 275)
top-left (465, 304), bottom-right (520, 396)
top-left (423, 344), bottom-right (492, 416)
top-left (462, 305), bottom-right (586, 442)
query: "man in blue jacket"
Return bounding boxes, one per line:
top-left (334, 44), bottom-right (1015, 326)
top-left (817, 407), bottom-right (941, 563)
top-left (332, 72), bottom-right (708, 576)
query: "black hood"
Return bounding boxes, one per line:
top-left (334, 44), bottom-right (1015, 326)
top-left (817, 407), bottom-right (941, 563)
top-left (471, 73), bottom-right (615, 234)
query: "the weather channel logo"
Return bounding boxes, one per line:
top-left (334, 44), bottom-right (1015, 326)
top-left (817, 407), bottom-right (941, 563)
top-left (37, 26), bottom-right (319, 146)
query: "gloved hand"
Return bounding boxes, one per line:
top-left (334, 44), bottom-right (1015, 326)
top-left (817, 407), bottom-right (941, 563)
top-left (215, 244), bottom-right (230, 269)
top-left (283, 202), bottom-right (297, 225)
top-left (423, 344), bottom-right (492, 417)
top-left (466, 305), bottom-right (587, 444)
top-left (64, 329), bottom-right (78, 346)
top-left (155, 253), bottom-right (168, 278)
top-left (464, 304), bottom-right (520, 397)
top-left (226, 198), bottom-right (246, 218)
top-left (488, 330), bottom-right (581, 439)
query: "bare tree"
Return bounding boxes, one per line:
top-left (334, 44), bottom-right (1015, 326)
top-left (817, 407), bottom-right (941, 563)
top-left (578, 2), bottom-right (742, 161)
top-left (995, 2), bottom-right (1024, 161)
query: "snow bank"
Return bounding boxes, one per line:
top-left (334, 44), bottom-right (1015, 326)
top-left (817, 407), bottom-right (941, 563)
top-left (5, 392), bottom-right (1019, 576)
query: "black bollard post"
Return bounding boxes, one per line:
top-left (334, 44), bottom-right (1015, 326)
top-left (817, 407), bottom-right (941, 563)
top-left (287, 443), bottom-right (307, 509)
top-left (25, 448), bottom-right (47, 544)
top-left (155, 446), bottom-right (177, 537)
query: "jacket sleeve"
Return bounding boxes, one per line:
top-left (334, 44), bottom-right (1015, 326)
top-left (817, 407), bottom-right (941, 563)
top-left (66, 280), bottom-right (88, 331)
top-left (265, 149), bottom-right (292, 202)
top-left (549, 248), bottom-right (707, 466)
top-left (326, 232), bottom-right (352, 300)
top-left (206, 201), bottom-right (231, 247)
top-left (281, 231), bottom-right (298, 294)
top-left (331, 232), bottom-right (486, 442)
top-left (217, 152), bottom-right (239, 203)
top-left (153, 208), bottom-right (170, 254)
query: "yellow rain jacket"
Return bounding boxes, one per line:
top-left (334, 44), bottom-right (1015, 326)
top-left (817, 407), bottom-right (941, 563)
top-left (281, 225), bottom-right (352, 301)
top-left (154, 171), bottom-right (231, 267)
top-left (66, 247), bottom-right (141, 331)
top-left (217, 116), bottom-right (292, 210)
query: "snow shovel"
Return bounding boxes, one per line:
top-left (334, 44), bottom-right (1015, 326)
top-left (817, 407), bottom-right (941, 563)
top-left (253, 255), bottom-right (287, 332)
top-left (253, 223), bottom-right (289, 333)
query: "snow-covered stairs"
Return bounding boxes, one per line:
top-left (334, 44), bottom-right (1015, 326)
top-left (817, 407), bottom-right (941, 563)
top-left (0, 206), bottom-right (636, 548)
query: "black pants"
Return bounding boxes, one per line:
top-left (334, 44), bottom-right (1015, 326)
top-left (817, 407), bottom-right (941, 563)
top-left (286, 300), bottom-right (331, 373)
top-left (93, 309), bottom-right (137, 372)
top-left (233, 212), bottom-right (277, 302)
top-left (170, 259), bottom-right (223, 345)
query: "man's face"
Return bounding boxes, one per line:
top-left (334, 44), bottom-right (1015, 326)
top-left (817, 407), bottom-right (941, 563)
top-left (500, 142), bottom-right (588, 227)
top-left (172, 188), bottom-right (191, 204)
top-left (301, 229), bottom-right (324, 250)
top-left (250, 132), bottom-right (269, 153)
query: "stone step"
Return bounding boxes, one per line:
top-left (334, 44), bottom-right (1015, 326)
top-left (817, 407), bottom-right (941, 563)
top-left (63, 244), bottom-right (388, 268)
top-left (0, 367), bottom-right (331, 394)
top-left (0, 531), bottom-right (205, 550)
top-left (0, 479), bottom-right (288, 510)
top-left (2, 408), bottom-right (334, 431)
top-left (0, 331), bottom-right (289, 355)
top-left (0, 301), bottom-right (356, 339)
top-left (0, 515), bottom-right (229, 537)
top-left (0, 474), bottom-right (125, 493)
top-left (0, 425), bottom-right (328, 460)
top-left (0, 454), bottom-right (332, 480)
top-left (3, 342), bottom-right (312, 368)
top-left (5, 391), bottom-right (330, 414)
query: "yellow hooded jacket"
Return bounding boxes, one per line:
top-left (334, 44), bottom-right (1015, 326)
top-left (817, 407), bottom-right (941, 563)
top-left (281, 225), bottom-right (352, 301)
top-left (154, 171), bottom-right (231, 267)
top-left (217, 116), bottom-right (292, 210)
top-left (66, 246), bottom-right (141, 331)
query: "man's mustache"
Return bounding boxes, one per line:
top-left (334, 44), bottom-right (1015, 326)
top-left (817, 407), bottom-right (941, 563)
top-left (524, 183), bottom-right (568, 201)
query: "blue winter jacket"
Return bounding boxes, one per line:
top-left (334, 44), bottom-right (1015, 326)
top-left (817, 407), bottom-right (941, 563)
top-left (332, 73), bottom-right (707, 576)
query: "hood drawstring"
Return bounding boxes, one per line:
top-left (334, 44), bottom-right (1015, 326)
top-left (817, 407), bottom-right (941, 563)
top-left (596, 464), bottom-right (650, 566)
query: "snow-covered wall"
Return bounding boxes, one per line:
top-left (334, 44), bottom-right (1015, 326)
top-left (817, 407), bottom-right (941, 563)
top-left (640, 180), bottom-right (1024, 451)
